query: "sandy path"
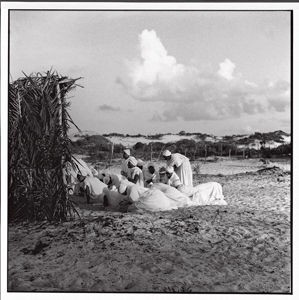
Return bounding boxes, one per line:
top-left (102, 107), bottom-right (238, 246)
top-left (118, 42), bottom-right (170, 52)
top-left (8, 168), bottom-right (291, 293)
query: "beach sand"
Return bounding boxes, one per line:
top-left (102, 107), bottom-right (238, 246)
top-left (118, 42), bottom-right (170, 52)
top-left (7, 159), bottom-right (291, 293)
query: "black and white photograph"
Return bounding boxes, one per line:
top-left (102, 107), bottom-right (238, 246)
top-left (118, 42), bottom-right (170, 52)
top-left (1, 1), bottom-right (297, 298)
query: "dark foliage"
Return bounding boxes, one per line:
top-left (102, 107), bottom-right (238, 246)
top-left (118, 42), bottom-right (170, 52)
top-left (8, 71), bottom-right (81, 221)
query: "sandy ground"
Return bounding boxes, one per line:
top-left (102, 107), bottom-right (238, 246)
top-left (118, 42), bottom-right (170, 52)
top-left (7, 160), bottom-right (291, 293)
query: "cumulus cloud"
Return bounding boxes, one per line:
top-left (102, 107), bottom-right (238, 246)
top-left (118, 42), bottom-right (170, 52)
top-left (217, 58), bottom-right (235, 81)
top-left (98, 104), bottom-right (121, 112)
top-left (118, 29), bottom-right (290, 122)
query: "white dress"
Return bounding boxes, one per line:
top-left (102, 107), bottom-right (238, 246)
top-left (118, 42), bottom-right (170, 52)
top-left (83, 176), bottom-right (107, 201)
top-left (167, 153), bottom-right (193, 187)
top-left (129, 167), bottom-right (144, 187)
top-left (134, 183), bottom-right (193, 212)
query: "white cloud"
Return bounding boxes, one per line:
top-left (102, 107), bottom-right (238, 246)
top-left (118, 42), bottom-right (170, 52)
top-left (217, 58), bottom-right (236, 81)
top-left (132, 29), bottom-right (184, 85)
top-left (118, 29), bottom-right (290, 122)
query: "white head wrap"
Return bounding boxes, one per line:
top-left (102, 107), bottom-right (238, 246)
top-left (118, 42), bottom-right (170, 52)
top-left (97, 173), bottom-right (105, 180)
top-left (162, 150), bottom-right (172, 157)
top-left (103, 175), bottom-right (111, 185)
top-left (166, 166), bottom-right (174, 174)
top-left (123, 148), bottom-right (131, 156)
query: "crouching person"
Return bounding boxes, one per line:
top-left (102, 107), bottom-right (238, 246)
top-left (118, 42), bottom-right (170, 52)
top-left (77, 174), bottom-right (107, 204)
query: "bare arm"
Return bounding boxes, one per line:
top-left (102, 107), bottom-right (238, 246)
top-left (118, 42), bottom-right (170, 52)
top-left (132, 174), bottom-right (139, 184)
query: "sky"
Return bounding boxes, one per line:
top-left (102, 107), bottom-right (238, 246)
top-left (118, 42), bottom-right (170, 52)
top-left (10, 10), bottom-right (291, 136)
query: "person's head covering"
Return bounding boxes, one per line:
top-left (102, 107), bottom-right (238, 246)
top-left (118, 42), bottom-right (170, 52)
top-left (128, 156), bottom-right (138, 167)
top-left (103, 175), bottom-right (111, 185)
top-left (159, 167), bottom-right (167, 175)
top-left (91, 167), bottom-right (98, 176)
top-left (137, 159), bottom-right (145, 167)
top-left (119, 182), bottom-right (128, 194)
top-left (123, 148), bottom-right (131, 156)
top-left (97, 173), bottom-right (105, 180)
top-left (162, 150), bottom-right (172, 157)
top-left (147, 162), bottom-right (155, 168)
top-left (166, 166), bottom-right (174, 174)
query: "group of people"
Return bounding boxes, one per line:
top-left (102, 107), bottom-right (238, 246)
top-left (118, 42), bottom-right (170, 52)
top-left (62, 148), bottom-right (226, 212)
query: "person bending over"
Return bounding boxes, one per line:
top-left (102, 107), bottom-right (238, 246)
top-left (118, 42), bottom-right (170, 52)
top-left (162, 150), bottom-right (193, 187)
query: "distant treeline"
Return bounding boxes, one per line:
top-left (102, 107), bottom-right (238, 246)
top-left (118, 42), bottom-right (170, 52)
top-left (98, 130), bottom-right (289, 143)
top-left (70, 132), bottom-right (291, 162)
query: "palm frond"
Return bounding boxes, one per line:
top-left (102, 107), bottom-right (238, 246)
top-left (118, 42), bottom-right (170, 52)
top-left (8, 70), bottom-right (83, 222)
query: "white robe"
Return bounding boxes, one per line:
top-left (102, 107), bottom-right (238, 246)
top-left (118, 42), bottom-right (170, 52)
top-left (167, 153), bottom-right (193, 187)
top-left (83, 176), bottom-right (107, 201)
top-left (128, 167), bottom-right (144, 187)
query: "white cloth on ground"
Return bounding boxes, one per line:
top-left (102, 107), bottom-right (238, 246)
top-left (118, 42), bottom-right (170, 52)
top-left (171, 182), bottom-right (227, 205)
top-left (166, 173), bottom-right (226, 206)
top-left (135, 183), bottom-right (193, 212)
top-left (126, 185), bottom-right (148, 202)
top-left (180, 182), bottom-right (227, 205)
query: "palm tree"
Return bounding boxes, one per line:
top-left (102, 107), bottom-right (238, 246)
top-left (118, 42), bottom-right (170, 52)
top-left (8, 71), bottom-right (82, 221)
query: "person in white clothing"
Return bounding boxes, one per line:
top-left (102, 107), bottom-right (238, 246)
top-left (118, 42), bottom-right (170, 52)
top-left (121, 148), bottom-right (132, 178)
top-left (103, 173), bottom-right (126, 190)
top-left (77, 174), bottom-right (107, 204)
top-left (164, 166), bottom-right (226, 206)
top-left (119, 182), bottom-right (148, 203)
top-left (143, 163), bottom-right (160, 187)
top-left (127, 157), bottom-right (144, 187)
top-left (162, 150), bottom-right (193, 187)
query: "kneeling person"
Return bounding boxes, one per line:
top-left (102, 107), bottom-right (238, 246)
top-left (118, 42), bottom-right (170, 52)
top-left (127, 157), bottom-right (144, 187)
top-left (77, 174), bottom-right (107, 204)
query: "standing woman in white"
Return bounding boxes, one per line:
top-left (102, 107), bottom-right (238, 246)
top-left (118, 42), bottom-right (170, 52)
top-left (162, 150), bottom-right (193, 187)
